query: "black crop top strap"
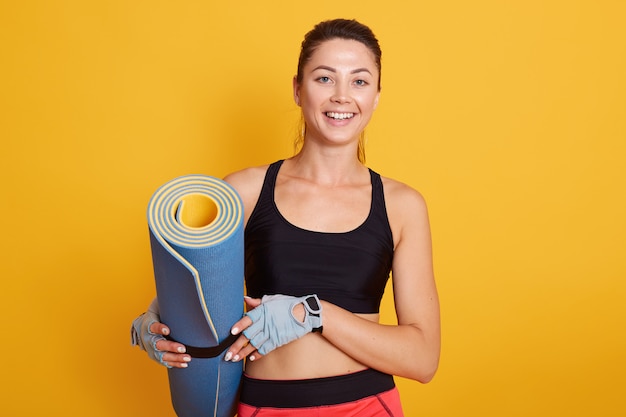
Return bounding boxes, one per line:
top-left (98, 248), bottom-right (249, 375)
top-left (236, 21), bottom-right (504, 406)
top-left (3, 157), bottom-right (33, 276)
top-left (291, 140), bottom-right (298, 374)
top-left (245, 160), bottom-right (394, 314)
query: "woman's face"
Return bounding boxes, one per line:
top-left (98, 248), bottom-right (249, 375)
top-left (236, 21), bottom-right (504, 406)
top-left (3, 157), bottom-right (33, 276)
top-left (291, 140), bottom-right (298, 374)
top-left (294, 38), bottom-right (380, 149)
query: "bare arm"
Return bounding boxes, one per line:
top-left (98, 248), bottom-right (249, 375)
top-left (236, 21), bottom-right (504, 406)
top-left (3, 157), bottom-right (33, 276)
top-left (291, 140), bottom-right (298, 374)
top-left (317, 185), bottom-right (440, 382)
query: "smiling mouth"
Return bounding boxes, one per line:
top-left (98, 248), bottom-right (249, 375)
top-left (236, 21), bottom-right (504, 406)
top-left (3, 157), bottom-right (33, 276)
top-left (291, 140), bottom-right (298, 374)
top-left (325, 112), bottom-right (355, 120)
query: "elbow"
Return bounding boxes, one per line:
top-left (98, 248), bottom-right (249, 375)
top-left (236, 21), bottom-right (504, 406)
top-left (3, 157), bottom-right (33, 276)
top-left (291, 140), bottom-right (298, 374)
top-left (406, 356), bottom-right (439, 384)
top-left (416, 367), bottom-right (437, 384)
top-left (387, 325), bottom-right (441, 383)
top-left (415, 364), bottom-right (439, 384)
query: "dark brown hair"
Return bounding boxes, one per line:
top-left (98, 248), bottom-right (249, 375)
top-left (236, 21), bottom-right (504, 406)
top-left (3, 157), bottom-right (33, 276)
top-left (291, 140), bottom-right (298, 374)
top-left (296, 19), bottom-right (382, 91)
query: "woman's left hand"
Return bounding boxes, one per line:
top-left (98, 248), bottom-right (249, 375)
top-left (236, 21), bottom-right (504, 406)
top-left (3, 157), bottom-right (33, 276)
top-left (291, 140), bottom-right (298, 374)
top-left (225, 294), bottom-right (322, 361)
top-left (224, 296), bottom-right (263, 362)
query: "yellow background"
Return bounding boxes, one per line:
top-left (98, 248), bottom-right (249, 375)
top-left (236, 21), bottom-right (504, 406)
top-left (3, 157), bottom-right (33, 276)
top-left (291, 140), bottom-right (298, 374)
top-left (1, 1), bottom-right (625, 416)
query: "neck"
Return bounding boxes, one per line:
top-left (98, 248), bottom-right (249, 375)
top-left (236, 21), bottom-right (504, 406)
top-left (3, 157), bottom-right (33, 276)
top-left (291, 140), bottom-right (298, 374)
top-left (287, 146), bottom-right (366, 186)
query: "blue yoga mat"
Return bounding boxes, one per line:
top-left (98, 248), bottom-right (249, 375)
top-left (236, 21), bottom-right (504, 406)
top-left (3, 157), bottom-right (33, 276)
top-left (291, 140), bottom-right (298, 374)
top-left (147, 174), bottom-right (244, 417)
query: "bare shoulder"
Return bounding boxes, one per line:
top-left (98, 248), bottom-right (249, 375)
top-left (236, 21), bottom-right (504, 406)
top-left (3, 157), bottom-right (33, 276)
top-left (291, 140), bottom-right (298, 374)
top-left (380, 176), bottom-right (430, 245)
top-left (224, 165), bottom-right (268, 193)
top-left (223, 164), bottom-right (270, 218)
top-left (381, 176), bottom-right (428, 218)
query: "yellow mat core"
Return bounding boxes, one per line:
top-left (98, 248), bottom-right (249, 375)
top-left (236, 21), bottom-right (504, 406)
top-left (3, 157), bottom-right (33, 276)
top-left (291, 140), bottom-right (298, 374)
top-left (176, 194), bottom-right (219, 228)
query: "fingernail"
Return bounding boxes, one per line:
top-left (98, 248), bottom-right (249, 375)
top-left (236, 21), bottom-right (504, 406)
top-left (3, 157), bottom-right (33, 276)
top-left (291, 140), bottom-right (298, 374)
top-left (183, 356), bottom-right (191, 362)
top-left (177, 346), bottom-right (186, 353)
top-left (249, 355), bottom-right (255, 361)
top-left (233, 354), bottom-right (240, 362)
top-left (224, 352), bottom-right (232, 361)
top-left (180, 363), bottom-right (188, 368)
top-left (162, 327), bottom-right (169, 335)
top-left (231, 327), bottom-right (239, 335)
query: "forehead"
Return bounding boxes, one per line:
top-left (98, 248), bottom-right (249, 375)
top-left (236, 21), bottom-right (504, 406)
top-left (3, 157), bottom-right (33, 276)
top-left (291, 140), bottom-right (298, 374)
top-left (306, 38), bottom-right (378, 71)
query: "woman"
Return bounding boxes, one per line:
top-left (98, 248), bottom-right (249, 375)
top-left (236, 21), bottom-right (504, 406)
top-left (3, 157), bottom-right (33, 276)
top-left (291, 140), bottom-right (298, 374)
top-left (133, 19), bottom-right (440, 416)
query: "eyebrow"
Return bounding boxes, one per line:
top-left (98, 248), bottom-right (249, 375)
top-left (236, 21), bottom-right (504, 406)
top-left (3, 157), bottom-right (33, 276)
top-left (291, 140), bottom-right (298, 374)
top-left (311, 65), bottom-right (373, 75)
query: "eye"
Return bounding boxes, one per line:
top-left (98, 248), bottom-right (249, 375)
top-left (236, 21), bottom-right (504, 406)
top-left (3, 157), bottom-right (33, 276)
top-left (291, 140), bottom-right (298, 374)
top-left (317, 76), bottom-right (331, 83)
top-left (354, 79), bottom-right (368, 87)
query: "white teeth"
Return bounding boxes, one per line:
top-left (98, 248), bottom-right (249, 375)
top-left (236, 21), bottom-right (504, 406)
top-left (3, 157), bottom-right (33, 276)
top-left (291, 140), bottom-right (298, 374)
top-left (326, 112), bottom-right (354, 120)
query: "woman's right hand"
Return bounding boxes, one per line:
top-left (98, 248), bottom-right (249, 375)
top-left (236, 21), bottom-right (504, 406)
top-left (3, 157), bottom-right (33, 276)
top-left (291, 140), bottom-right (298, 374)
top-left (130, 298), bottom-right (192, 368)
top-left (148, 321), bottom-right (192, 368)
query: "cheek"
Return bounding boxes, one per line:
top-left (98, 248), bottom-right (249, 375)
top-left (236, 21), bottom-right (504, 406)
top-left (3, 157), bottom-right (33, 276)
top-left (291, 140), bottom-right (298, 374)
top-left (301, 94), bottom-right (326, 117)
top-left (358, 95), bottom-right (379, 113)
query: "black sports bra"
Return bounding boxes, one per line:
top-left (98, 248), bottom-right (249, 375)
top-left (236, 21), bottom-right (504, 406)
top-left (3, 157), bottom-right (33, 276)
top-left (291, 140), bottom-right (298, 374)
top-left (244, 160), bottom-right (394, 314)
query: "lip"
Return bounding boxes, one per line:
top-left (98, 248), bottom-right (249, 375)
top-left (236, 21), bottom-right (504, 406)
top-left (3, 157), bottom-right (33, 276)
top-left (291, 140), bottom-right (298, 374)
top-left (324, 115), bottom-right (354, 128)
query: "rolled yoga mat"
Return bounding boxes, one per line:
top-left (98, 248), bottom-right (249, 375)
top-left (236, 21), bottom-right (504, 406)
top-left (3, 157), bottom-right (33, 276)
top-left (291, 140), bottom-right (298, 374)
top-left (147, 175), bottom-right (244, 417)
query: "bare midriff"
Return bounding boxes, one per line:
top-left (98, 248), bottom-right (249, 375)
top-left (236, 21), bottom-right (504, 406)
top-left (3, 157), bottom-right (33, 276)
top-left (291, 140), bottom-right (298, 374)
top-left (244, 313), bottom-right (379, 380)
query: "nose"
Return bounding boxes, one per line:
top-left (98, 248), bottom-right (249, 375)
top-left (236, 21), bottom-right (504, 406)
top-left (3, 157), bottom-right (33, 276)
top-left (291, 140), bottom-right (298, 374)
top-left (331, 83), bottom-right (351, 104)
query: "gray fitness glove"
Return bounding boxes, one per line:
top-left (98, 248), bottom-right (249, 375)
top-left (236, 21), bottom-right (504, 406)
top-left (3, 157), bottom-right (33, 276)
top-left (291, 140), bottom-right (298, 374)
top-left (130, 298), bottom-right (170, 368)
top-left (242, 294), bottom-right (323, 356)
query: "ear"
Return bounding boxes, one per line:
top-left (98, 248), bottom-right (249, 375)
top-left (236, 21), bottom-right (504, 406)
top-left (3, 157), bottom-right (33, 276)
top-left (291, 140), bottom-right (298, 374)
top-left (293, 76), bottom-right (301, 106)
top-left (373, 92), bottom-right (380, 110)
